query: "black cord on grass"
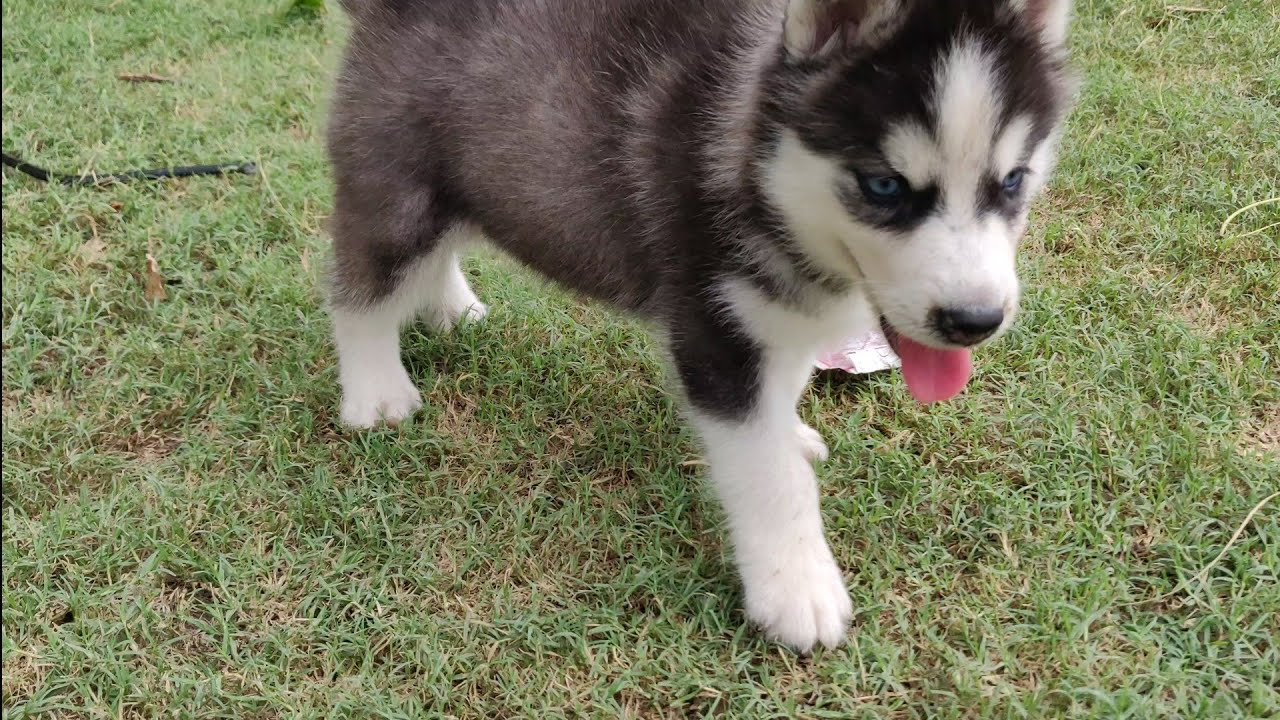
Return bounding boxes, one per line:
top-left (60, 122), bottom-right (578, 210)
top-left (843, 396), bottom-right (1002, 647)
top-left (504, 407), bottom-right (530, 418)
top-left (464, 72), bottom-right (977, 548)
top-left (2, 152), bottom-right (256, 186)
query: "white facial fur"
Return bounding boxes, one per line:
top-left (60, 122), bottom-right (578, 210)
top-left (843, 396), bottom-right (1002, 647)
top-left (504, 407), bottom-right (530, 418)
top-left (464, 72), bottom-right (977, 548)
top-left (763, 37), bottom-right (1060, 348)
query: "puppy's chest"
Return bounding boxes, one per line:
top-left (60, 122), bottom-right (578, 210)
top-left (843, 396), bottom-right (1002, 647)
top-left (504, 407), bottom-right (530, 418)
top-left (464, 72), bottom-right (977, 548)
top-left (728, 280), bottom-right (878, 354)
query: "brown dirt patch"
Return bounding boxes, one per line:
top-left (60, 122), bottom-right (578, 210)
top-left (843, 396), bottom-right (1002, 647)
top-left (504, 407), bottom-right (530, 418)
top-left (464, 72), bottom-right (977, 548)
top-left (1, 645), bottom-right (50, 709)
top-left (1239, 405), bottom-right (1280, 458)
top-left (1169, 296), bottom-right (1233, 337)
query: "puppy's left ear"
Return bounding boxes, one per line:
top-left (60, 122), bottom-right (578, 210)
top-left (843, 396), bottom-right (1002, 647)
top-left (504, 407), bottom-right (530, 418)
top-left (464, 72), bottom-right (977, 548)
top-left (1006, 0), bottom-right (1073, 47)
top-left (781, 0), bottom-right (906, 60)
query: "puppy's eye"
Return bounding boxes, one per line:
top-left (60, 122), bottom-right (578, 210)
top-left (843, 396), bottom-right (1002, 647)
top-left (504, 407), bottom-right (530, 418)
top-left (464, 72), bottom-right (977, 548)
top-left (1001, 168), bottom-right (1027, 195)
top-left (859, 174), bottom-right (909, 206)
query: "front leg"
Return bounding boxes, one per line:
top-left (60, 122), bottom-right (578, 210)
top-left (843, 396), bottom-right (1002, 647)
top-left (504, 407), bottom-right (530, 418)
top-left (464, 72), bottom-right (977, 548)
top-left (672, 320), bottom-right (851, 653)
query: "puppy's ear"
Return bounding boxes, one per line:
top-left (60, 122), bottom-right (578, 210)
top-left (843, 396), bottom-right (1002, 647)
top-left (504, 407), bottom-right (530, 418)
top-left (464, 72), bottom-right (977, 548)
top-left (1006, 0), bottom-right (1073, 47)
top-left (781, 0), bottom-right (906, 60)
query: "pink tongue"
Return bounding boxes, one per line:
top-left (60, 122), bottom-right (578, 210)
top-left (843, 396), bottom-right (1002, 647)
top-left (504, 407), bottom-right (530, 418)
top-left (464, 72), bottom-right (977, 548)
top-left (894, 336), bottom-right (973, 403)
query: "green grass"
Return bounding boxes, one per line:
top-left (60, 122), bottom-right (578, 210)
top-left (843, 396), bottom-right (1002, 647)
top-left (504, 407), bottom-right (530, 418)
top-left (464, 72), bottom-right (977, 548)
top-left (2, 0), bottom-right (1278, 717)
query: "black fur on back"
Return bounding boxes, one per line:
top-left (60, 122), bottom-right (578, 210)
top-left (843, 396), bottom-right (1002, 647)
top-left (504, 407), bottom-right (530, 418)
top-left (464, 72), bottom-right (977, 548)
top-left (328, 0), bottom-right (1068, 306)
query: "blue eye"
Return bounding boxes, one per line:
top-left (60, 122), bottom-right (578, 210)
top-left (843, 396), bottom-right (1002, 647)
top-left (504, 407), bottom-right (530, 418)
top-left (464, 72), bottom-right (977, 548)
top-left (1002, 168), bottom-right (1027, 194)
top-left (861, 174), bottom-right (908, 205)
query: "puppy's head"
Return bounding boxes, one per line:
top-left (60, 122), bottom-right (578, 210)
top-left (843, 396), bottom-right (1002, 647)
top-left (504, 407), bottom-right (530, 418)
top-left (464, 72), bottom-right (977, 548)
top-left (760, 0), bottom-right (1075, 364)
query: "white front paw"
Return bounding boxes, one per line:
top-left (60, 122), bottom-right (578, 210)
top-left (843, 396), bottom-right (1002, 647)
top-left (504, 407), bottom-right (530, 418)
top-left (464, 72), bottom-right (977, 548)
top-left (340, 369), bottom-right (423, 428)
top-left (741, 540), bottom-right (852, 653)
top-left (795, 422), bottom-right (829, 463)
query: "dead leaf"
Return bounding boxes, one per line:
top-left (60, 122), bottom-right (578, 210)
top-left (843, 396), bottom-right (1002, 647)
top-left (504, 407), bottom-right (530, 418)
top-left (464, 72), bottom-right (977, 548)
top-left (300, 248), bottom-right (312, 273)
top-left (145, 254), bottom-right (167, 301)
top-left (80, 238), bottom-right (107, 265)
top-left (74, 214), bottom-right (106, 266)
top-left (118, 73), bottom-right (172, 83)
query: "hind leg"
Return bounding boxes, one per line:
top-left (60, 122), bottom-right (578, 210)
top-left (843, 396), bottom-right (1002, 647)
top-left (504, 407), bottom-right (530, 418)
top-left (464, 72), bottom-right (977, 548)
top-left (325, 79), bottom-right (491, 428)
top-left (332, 228), bottom-right (487, 428)
top-left (413, 244), bottom-right (488, 333)
top-left (332, 299), bottom-right (425, 429)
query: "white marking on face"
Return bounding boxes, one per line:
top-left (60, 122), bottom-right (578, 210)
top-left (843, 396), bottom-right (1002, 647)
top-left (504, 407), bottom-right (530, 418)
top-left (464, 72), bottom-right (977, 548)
top-left (933, 39), bottom-right (1003, 226)
top-left (762, 130), bottom-right (864, 280)
top-left (762, 36), bottom-right (1063, 348)
top-left (882, 121), bottom-right (937, 187)
top-left (992, 114), bottom-right (1034, 178)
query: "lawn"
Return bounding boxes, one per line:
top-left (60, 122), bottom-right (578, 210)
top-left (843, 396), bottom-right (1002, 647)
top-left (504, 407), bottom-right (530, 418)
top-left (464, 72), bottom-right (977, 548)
top-left (2, 0), bottom-right (1278, 717)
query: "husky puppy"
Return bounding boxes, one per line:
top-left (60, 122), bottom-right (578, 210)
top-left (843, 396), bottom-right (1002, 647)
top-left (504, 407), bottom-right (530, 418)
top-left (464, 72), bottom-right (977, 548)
top-left (326, 0), bottom-right (1075, 652)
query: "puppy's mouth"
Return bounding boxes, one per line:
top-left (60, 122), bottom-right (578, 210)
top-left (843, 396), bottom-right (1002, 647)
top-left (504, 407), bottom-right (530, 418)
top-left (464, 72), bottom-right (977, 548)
top-left (879, 316), bottom-right (973, 404)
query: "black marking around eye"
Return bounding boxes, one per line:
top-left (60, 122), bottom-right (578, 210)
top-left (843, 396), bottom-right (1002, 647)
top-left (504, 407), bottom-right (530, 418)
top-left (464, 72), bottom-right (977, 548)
top-left (979, 170), bottom-right (1028, 221)
top-left (839, 180), bottom-right (938, 232)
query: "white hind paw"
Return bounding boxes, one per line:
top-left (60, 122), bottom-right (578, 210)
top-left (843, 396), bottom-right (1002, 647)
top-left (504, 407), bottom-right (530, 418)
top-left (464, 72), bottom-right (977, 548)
top-left (426, 299), bottom-right (488, 333)
top-left (795, 422), bottom-right (829, 463)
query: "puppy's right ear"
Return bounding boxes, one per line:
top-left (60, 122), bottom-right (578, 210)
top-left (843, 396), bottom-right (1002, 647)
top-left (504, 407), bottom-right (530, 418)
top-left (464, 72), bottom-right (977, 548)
top-left (781, 0), bottom-right (905, 60)
top-left (1005, 0), bottom-right (1073, 48)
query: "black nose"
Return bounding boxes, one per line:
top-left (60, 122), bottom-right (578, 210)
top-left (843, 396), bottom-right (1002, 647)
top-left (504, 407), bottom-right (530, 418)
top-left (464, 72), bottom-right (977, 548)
top-left (933, 306), bottom-right (1004, 346)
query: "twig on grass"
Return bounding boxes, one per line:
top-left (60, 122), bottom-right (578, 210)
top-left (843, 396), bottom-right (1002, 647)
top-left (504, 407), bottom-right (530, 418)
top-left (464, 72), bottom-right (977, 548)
top-left (1124, 491), bottom-right (1278, 609)
top-left (1219, 197), bottom-right (1280, 237)
top-left (118, 73), bottom-right (172, 83)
